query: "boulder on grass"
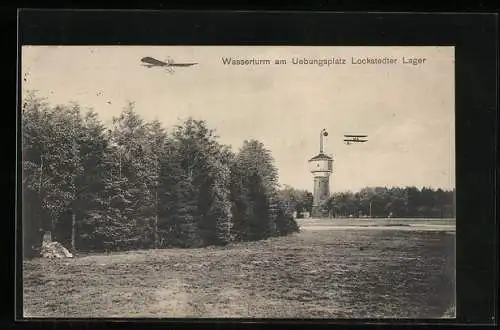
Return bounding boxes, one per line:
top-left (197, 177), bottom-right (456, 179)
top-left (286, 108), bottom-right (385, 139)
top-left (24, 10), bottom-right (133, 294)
top-left (40, 241), bottom-right (73, 258)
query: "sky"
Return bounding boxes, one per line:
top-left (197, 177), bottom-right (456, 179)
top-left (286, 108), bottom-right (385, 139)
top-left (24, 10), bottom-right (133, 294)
top-left (21, 46), bottom-right (455, 192)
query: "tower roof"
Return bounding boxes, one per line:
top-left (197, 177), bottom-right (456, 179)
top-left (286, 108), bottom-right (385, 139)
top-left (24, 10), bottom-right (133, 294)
top-left (309, 153), bottom-right (333, 162)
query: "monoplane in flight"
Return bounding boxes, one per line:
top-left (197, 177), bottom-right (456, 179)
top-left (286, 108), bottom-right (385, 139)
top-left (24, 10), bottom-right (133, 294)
top-left (344, 134), bottom-right (368, 145)
top-left (140, 56), bottom-right (198, 73)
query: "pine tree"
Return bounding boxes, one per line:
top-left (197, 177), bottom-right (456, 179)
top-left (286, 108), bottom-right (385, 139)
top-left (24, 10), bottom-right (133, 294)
top-left (230, 140), bottom-right (296, 241)
top-left (106, 103), bottom-right (155, 250)
top-left (22, 96), bottom-right (85, 248)
top-left (229, 159), bottom-right (249, 241)
top-left (203, 147), bottom-right (233, 246)
top-left (74, 110), bottom-right (113, 251)
top-left (157, 118), bottom-right (234, 248)
top-left (22, 92), bottom-right (53, 256)
top-left (158, 136), bottom-right (202, 248)
top-left (143, 119), bottom-right (168, 248)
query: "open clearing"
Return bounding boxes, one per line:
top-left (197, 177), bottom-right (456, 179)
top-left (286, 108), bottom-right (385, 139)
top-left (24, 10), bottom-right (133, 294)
top-left (23, 218), bottom-right (455, 318)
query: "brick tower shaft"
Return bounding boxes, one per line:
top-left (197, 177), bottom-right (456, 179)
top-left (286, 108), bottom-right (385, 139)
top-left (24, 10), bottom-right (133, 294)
top-left (312, 176), bottom-right (330, 217)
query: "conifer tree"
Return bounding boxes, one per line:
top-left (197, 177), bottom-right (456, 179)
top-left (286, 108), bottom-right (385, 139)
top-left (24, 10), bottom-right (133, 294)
top-left (73, 110), bottom-right (110, 251)
top-left (22, 92), bottom-right (53, 255)
top-left (157, 118), bottom-right (233, 248)
top-left (105, 102), bottom-right (155, 249)
top-left (230, 140), bottom-right (296, 241)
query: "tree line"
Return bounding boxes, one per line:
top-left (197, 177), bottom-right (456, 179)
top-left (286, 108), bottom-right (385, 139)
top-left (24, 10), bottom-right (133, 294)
top-left (277, 185), bottom-right (313, 218)
top-left (275, 186), bottom-right (455, 219)
top-left (22, 92), bottom-right (299, 258)
top-left (322, 186), bottom-right (455, 218)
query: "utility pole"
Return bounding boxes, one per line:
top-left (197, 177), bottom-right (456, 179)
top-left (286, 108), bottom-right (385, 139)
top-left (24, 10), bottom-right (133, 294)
top-left (71, 126), bottom-right (78, 252)
top-left (39, 155), bottom-right (43, 196)
top-left (39, 154), bottom-right (51, 243)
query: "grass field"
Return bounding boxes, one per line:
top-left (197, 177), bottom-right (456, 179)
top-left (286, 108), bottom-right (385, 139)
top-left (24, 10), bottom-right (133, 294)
top-left (23, 218), bottom-right (455, 319)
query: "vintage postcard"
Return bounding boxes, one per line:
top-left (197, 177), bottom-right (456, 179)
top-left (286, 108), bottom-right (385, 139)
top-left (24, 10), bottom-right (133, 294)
top-left (21, 46), bottom-right (455, 318)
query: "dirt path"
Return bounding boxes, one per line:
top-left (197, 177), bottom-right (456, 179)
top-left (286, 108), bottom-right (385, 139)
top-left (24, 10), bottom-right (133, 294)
top-left (148, 280), bottom-right (257, 317)
top-left (150, 278), bottom-right (194, 317)
top-left (300, 225), bottom-right (456, 231)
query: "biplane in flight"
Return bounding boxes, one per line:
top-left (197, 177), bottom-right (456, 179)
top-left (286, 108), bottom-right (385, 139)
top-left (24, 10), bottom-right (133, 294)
top-left (343, 134), bottom-right (368, 145)
top-left (140, 56), bottom-right (198, 73)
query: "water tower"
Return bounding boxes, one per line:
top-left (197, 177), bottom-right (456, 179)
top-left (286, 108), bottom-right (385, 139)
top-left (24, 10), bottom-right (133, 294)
top-left (308, 129), bottom-right (333, 218)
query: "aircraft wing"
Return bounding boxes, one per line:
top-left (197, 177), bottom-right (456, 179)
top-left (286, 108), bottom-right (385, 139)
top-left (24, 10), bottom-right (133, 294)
top-left (344, 134), bottom-right (368, 137)
top-left (141, 57), bottom-right (168, 66)
top-left (169, 63), bottom-right (198, 67)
